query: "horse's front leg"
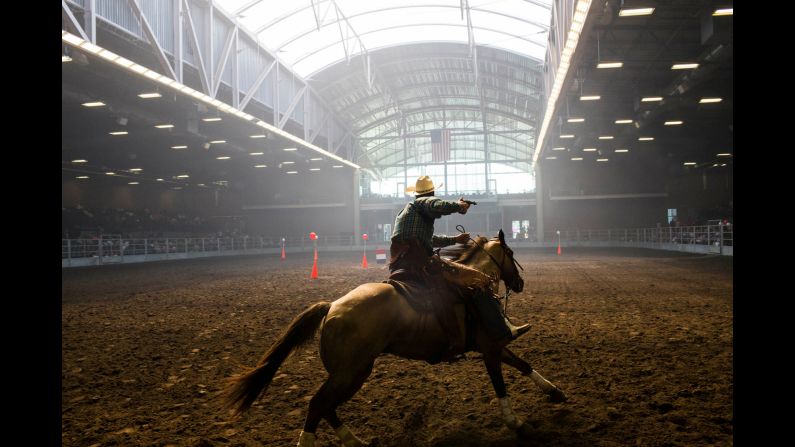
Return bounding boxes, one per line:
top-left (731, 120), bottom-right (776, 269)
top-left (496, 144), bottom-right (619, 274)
top-left (483, 348), bottom-right (524, 430)
top-left (501, 348), bottom-right (567, 403)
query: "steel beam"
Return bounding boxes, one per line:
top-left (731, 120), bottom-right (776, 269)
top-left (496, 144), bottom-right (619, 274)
top-left (239, 60), bottom-right (276, 110)
top-left (84, 0), bottom-right (96, 43)
top-left (213, 26), bottom-right (237, 97)
top-left (62, 0), bottom-right (89, 41)
top-left (127, 0), bottom-right (177, 80)
top-left (278, 86), bottom-right (307, 129)
top-left (183, 0), bottom-right (210, 93)
top-left (173, 0), bottom-right (183, 83)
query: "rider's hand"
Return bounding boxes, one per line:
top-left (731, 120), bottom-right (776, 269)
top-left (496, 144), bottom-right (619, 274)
top-left (457, 198), bottom-right (470, 214)
top-left (455, 233), bottom-right (470, 244)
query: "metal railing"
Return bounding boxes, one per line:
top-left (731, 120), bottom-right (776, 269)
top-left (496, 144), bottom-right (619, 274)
top-left (62, 224), bottom-right (733, 266)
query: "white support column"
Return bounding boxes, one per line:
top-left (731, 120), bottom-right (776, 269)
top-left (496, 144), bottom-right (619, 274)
top-left (85, 0), bottom-right (96, 43)
top-left (353, 172), bottom-right (361, 246)
top-left (273, 60), bottom-right (280, 125)
top-left (231, 24), bottom-right (239, 107)
top-left (535, 163), bottom-right (545, 242)
top-left (173, 0), bottom-right (183, 83)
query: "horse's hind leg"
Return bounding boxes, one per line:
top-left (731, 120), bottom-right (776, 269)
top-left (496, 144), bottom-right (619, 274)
top-left (501, 348), bottom-right (567, 402)
top-left (298, 361), bottom-right (374, 447)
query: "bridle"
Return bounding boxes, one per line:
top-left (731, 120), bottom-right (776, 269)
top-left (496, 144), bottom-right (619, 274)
top-left (456, 225), bottom-right (524, 313)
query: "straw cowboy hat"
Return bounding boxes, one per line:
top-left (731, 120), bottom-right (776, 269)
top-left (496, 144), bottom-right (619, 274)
top-left (405, 175), bottom-right (443, 195)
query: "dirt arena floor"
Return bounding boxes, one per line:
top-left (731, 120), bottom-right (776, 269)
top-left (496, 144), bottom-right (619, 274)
top-left (62, 247), bottom-right (733, 447)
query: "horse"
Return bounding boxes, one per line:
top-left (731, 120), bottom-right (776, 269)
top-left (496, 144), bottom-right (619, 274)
top-left (224, 230), bottom-right (566, 446)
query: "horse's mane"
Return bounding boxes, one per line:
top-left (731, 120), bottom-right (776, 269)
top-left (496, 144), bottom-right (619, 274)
top-left (439, 236), bottom-right (493, 264)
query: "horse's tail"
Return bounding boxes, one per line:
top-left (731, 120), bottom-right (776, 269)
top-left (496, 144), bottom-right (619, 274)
top-left (223, 301), bottom-right (331, 415)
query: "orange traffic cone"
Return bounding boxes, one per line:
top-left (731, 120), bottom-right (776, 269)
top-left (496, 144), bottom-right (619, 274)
top-left (557, 242), bottom-right (562, 256)
top-left (281, 245), bottom-right (286, 260)
top-left (361, 253), bottom-right (368, 268)
top-left (311, 256), bottom-right (318, 279)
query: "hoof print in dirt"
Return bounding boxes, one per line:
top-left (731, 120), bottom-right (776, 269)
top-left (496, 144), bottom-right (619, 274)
top-left (547, 389), bottom-right (568, 403)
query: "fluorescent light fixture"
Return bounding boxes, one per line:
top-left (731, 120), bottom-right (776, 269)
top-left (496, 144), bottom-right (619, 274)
top-left (598, 136), bottom-right (614, 140)
top-left (81, 101), bottom-right (105, 107)
top-left (156, 178), bottom-right (164, 181)
top-left (310, 158), bottom-right (322, 161)
top-left (597, 158), bottom-right (608, 162)
top-left (155, 124), bottom-right (174, 129)
top-left (71, 159), bottom-right (87, 163)
top-left (309, 168), bottom-right (321, 171)
top-left (109, 131), bottom-right (128, 136)
top-left (713, 8), bottom-right (733, 16)
top-left (210, 140), bottom-right (226, 144)
top-left (580, 95), bottom-right (601, 101)
top-left (717, 153), bottom-right (732, 157)
top-left (552, 147), bottom-right (566, 151)
top-left (62, 56), bottom-right (72, 62)
top-left (282, 161), bottom-right (295, 165)
top-left (615, 119), bottom-right (633, 124)
top-left (129, 168), bottom-right (143, 172)
top-left (202, 117), bottom-right (222, 122)
top-left (171, 145), bottom-right (187, 149)
top-left (286, 171), bottom-right (298, 174)
top-left (283, 148), bottom-right (298, 151)
top-left (177, 174), bottom-right (190, 178)
top-left (571, 157), bottom-right (583, 161)
top-left (198, 183), bottom-right (206, 187)
top-left (216, 156), bottom-right (230, 160)
top-left (639, 137), bottom-right (654, 141)
top-left (128, 182), bottom-right (139, 185)
top-left (76, 176), bottom-right (89, 179)
top-left (249, 152), bottom-right (264, 155)
top-left (641, 96), bottom-right (663, 102)
top-left (105, 172), bottom-right (115, 175)
top-left (664, 120), bottom-right (683, 126)
top-left (250, 135), bottom-right (266, 139)
top-left (255, 164), bottom-right (267, 168)
top-left (597, 62), bottom-right (623, 69)
top-left (138, 92), bottom-right (162, 99)
top-left (615, 149), bottom-right (629, 153)
top-left (78, 41), bottom-right (102, 54)
top-left (699, 97), bottom-right (723, 103)
top-left (567, 118), bottom-right (585, 123)
top-left (583, 148), bottom-right (597, 152)
top-left (130, 64), bottom-right (147, 74)
top-left (671, 63), bottom-right (699, 70)
top-left (560, 134), bottom-right (575, 139)
top-left (683, 162), bottom-right (697, 166)
top-left (333, 165), bottom-right (344, 168)
top-left (545, 156), bottom-right (558, 160)
top-left (720, 163), bottom-right (727, 167)
top-left (619, 7), bottom-right (654, 16)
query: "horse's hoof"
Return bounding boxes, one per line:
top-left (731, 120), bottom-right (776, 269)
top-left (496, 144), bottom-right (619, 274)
top-left (547, 388), bottom-right (568, 403)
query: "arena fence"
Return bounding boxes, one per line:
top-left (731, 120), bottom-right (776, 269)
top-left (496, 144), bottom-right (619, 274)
top-left (62, 224), bottom-right (733, 267)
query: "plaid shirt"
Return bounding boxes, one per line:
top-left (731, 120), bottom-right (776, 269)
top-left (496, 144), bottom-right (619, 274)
top-left (391, 196), bottom-right (462, 254)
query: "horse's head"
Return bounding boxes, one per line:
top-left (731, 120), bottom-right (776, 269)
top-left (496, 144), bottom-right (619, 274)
top-left (483, 229), bottom-right (524, 293)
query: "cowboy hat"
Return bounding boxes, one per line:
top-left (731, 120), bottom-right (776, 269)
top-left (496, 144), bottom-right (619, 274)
top-left (405, 175), bottom-right (443, 195)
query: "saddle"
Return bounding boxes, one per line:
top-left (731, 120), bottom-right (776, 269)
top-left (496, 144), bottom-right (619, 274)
top-left (384, 270), bottom-right (437, 313)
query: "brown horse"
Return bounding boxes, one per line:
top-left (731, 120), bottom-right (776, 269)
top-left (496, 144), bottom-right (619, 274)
top-left (224, 230), bottom-right (566, 446)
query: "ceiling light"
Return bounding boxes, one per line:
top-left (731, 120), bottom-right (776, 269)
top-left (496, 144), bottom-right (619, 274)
top-left (62, 56), bottom-right (72, 62)
top-left (567, 118), bottom-right (585, 123)
top-left (78, 41), bottom-right (102, 54)
top-left (664, 121), bottom-right (683, 126)
top-left (615, 149), bottom-right (629, 153)
top-left (545, 156), bottom-right (557, 160)
top-left (597, 62), bottom-right (623, 69)
top-left (310, 168), bottom-right (320, 171)
top-left (81, 101), bottom-right (105, 107)
top-left (683, 162), bottom-right (697, 166)
top-left (210, 140), bottom-right (226, 144)
top-left (717, 153), bottom-right (732, 157)
top-left (598, 136), bottom-right (614, 140)
top-left (171, 145), bottom-right (187, 149)
top-left (641, 96), bottom-right (663, 102)
top-left (720, 163), bottom-right (727, 167)
top-left (109, 131), bottom-right (128, 135)
top-left (62, 32), bottom-right (83, 46)
top-left (639, 137), bottom-right (654, 141)
top-left (619, 7), bottom-right (654, 17)
top-left (580, 95), bottom-right (601, 101)
top-left (128, 182), bottom-right (139, 185)
top-left (283, 148), bottom-right (298, 151)
top-left (282, 161), bottom-right (295, 165)
top-left (129, 168), bottom-right (143, 172)
top-left (286, 171), bottom-right (298, 174)
top-left (583, 148), bottom-right (597, 152)
top-left (216, 156), bottom-right (230, 160)
top-left (177, 174), bottom-right (189, 178)
top-left (76, 176), bottom-right (89, 179)
top-left (155, 124), bottom-right (174, 129)
top-left (597, 158), bottom-right (608, 162)
top-left (699, 97), bottom-right (722, 103)
top-left (333, 165), bottom-right (344, 168)
top-left (713, 8), bottom-right (733, 16)
top-left (255, 165), bottom-right (267, 168)
top-left (138, 92), bottom-right (162, 99)
top-left (671, 63), bottom-right (699, 70)
top-left (156, 178), bottom-right (164, 181)
top-left (250, 152), bottom-right (264, 155)
top-left (571, 157), bottom-right (583, 161)
top-left (105, 172), bottom-right (115, 175)
top-left (560, 134), bottom-right (575, 139)
top-left (202, 117), bottom-right (222, 122)
top-left (615, 119), bottom-right (633, 124)
top-left (250, 134), bottom-right (266, 139)
top-left (310, 158), bottom-right (322, 161)
top-left (552, 147), bottom-right (566, 151)
top-left (71, 159), bottom-right (87, 163)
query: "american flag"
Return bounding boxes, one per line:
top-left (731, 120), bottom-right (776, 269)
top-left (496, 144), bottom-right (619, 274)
top-left (430, 129), bottom-right (451, 162)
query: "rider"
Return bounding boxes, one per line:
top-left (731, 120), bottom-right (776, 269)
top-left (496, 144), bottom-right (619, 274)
top-left (389, 175), bottom-right (529, 360)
